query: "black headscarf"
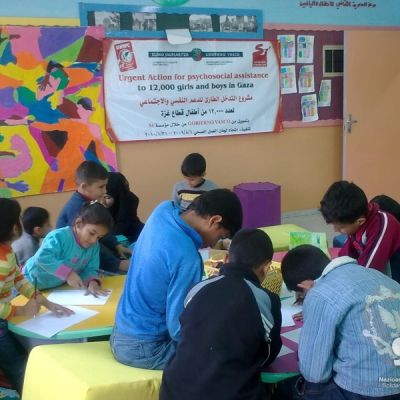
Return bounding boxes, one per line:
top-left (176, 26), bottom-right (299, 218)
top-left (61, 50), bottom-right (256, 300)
top-left (106, 172), bottom-right (143, 242)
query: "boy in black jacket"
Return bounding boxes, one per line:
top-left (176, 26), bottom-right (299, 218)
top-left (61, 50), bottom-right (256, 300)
top-left (160, 229), bottom-right (282, 400)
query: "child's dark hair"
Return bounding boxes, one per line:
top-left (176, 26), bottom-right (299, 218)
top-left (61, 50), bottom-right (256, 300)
top-left (188, 189), bottom-right (242, 237)
top-left (0, 198), bottom-right (22, 242)
top-left (22, 207), bottom-right (50, 235)
top-left (76, 161), bottom-right (108, 185)
top-left (371, 195), bottom-right (400, 222)
top-left (281, 245), bottom-right (330, 291)
top-left (181, 153), bottom-right (206, 177)
top-left (229, 229), bottom-right (273, 269)
top-left (320, 181), bottom-right (368, 224)
top-left (74, 202), bottom-right (114, 232)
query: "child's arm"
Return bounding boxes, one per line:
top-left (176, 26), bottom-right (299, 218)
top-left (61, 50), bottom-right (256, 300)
top-left (265, 293), bottom-right (282, 366)
top-left (0, 251), bottom-right (35, 319)
top-left (166, 258), bottom-right (203, 342)
top-left (79, 243), bottom-right (101, 283)
top-left (357, 213), bottom-right (394, 271)
top-left (32, 233), bottom-right (76, 285)
top-left (79, 243), bottom-right (107, 296)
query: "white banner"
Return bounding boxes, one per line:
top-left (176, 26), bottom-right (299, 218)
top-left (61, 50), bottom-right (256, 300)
top-left (104, 39), bottom-right (282, 141)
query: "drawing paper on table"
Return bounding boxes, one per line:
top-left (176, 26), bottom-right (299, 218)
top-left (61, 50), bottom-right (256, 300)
top-left (281, 297), bottom-right (302, 327)
top-left (47, 289), bottom-right (112, 306)
top-left (282, 328), bottom-right (302, 344)
top-left (277, 345), bottom-right (294, 358)
top-left (16, 306), bottom-right (99, 338)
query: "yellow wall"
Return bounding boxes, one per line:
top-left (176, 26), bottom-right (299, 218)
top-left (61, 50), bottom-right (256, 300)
top-left (17, 125), bottom-right (342, 222)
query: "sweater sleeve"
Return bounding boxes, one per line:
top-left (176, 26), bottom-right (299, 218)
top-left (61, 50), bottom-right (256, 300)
top-left (356, 212), bottom-right (393, 271)
top-left (166, 257), bottom-right (202, 342)
top-left (299, 292), bottom-right (339, 383)
top-left (0, 252), bottom-right (35, 320)
top-left (80, 243), bottom-right (101, 283)
top-left (265, 292), bottom-right (282, 366)
top-left (33, 234), bottom-right (73, 281)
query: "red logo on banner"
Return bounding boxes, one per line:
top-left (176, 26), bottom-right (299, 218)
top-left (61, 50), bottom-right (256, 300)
top-left (115, 42), bottom-right (137, 72)
top-left (252, 44), bottom-right (270, 67)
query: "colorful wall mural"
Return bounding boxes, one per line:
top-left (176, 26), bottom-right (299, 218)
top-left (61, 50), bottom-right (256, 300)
top-left (0, 26), bottom-right (117, 197)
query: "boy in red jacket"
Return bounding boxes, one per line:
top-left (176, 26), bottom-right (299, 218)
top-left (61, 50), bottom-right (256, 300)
top-left (320, 181), bottom-right (400, 283)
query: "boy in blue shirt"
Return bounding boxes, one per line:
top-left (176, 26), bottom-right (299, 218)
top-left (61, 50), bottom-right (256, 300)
top-left (56, 161), bottom-right (130, 273)
top-left (111, 189), bottom-right (242, 370)
top-left (281, 245), bottom-right (400, 400)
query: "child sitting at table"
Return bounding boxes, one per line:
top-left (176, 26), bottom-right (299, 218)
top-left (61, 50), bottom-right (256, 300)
top-left (160, 228), bottom-right (282, 400)
top-left (280, 244), bottom-right (400, 400)
top-left (320, 181), bottom-right (400, 282)
top-left (24, 202), bottom-right (113, 294)
top-left (0, 198), bottom-right (72, 394)
top-left (171, 153), bottom-right (218, 211)
top-left (12, 206), bottom-right (52, 267)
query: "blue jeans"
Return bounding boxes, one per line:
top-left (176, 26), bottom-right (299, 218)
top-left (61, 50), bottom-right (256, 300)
top-left (294, 378), bottom-right (400, 400)
top-left (0, 320), bottom-right (27, 394)
top-left (110, 328), bottom-right (176, 370)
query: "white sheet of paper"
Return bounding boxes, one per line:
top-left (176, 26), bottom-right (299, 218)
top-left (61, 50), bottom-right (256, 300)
top-left (282, 328), bottom-right (302, 344)
top-left (281, 297), bottom-right (302, 327)
top-left (17, 306), bottom-right (99, 338)
top-left (277, 344), bottom-right (294, 358)
top-left (47, 289), bottom-right (112, 306)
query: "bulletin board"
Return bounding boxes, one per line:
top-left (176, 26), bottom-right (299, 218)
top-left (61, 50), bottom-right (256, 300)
top-left (264, 28), bottom-right (344, 123)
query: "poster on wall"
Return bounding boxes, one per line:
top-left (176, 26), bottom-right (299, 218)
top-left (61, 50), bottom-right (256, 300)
top-left (280, 65), bottom-right (297, 94)
top-left (0, 26), bottom-right (117, 198)
top-left (298, 65), bottom-right (315, 93)
top-left (104, 39), bottom-right (282, 141)
top-left (277, 34), bottom-right (295, 64)
top-left (301, 94), bottom-right (318, 122)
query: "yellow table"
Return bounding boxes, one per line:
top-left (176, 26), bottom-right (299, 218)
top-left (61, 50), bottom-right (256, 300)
top-left (8, 275), bottom-right (125, 340)
top-left (258, 224), bottom-right (308, 252)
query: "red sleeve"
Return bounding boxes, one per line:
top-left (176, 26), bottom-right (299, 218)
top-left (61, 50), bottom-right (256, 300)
top-left (357, 213), bottom-right (392, 271)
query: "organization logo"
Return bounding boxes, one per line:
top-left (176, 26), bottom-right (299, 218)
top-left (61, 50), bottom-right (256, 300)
top-left (252, 44), bottom-right (270, 67)
top-left (115, 41), bottom-right (137, 72)
top-left (191, 48), bottom-right (203, 61)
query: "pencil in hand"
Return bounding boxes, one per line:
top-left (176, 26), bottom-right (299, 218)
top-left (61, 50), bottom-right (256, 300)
top-left (33, 277), bottom-right (38, 318)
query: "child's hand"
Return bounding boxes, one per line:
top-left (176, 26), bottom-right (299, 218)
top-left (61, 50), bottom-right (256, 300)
top-left (293, 311), bottom-right (303, 322)
top-left (67, 271), bottom-right (85, 289)
top-left (15, 298), bottom-right (41, 318)
top-left (116, 244), bottom-right (132, 259)
top-left (36, 294), bottom-right (74, 317)
top-left (86, 280), bottom-right (110, 297)
top-left (119, 259), bottom-right (130, 272)
top-left (294, 292), bottom-right (305, 306)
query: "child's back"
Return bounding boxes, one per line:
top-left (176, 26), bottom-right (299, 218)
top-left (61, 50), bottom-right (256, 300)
top-left (160, 229), bottom-right (281, 400)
